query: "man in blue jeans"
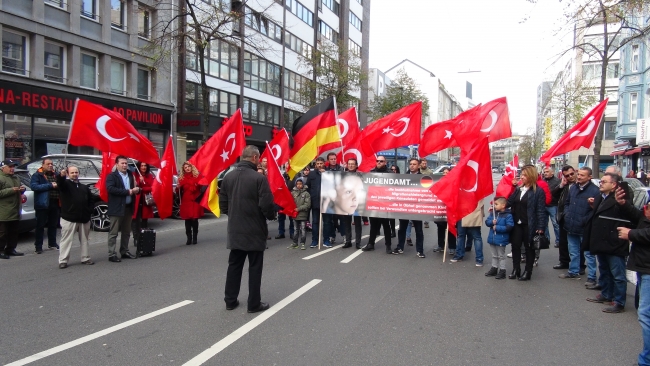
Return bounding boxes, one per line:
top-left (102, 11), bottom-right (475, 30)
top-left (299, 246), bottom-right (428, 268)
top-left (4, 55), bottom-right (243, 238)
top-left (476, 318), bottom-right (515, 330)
top-left (542, 167), bottom-right (560, 247)
top-left (450, 201), bottom-right (484, 266)
top-left (559, 167), bottom-right (599, 280)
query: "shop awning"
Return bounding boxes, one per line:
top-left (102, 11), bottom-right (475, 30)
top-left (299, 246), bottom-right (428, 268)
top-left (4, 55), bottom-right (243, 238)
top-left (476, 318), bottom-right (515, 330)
top-left (610, 150), bottom-right (626, 156)
top-left (625, 148), bottom-right (641, 155)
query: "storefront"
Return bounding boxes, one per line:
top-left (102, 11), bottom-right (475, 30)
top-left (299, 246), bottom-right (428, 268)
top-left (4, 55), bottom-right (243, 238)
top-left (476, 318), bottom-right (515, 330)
top-left (0, 80), bottom-right (172, 163)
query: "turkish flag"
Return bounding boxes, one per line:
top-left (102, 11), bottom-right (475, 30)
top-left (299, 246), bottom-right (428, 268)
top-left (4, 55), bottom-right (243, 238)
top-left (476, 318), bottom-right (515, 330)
top-left (447, 105), bottom-right (484, 155)
top-left (152, 136), bottom-right (177, 220)
top-left (266, 128), bottom-right (290, 167)
top-left (69, 99), bottom-right (160, 167)
top-left (96, 151), bottom-right (117, 202)
top-left (540, 99), bottom-right (608, 165)
top-left (262, 143), bottom-right (297, 217)
top-left (339, 133), bottom-right (376, 172)
top-left (419, 120), bottom-right (458, 157)
top-left (430, 138), bottom-right (492, 236)
top-left (189, 109), bottom-right (246, 185)
top-left (476, 97), bottom-right (511, 142)
top-left (495, 154), bottom-right (519, 199)
top-left (360, 102), bottom-right (422, 154)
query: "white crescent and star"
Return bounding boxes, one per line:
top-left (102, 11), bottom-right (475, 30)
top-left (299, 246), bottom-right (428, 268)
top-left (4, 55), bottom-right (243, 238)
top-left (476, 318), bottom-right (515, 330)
top-left (444, 130), bottom-right (452, 139)
top-left (461, 160), bottom-right (479, 192)
top-left (570, 116), bottom-right (596, 138)
top-left (220, 133), bottom-right (237, 161)
top-left (96, 116), bottom-right (126, 142)
top-left (480, 110), bottom-right (499, 133)
top-left (155, 161), bottom-right (167, 184)
top-left (337, 118), bottom-right (349, 139)
top-left (271, 144), bottom-right (282, 162)
top-left (382, 117), bottom-right (410, 137)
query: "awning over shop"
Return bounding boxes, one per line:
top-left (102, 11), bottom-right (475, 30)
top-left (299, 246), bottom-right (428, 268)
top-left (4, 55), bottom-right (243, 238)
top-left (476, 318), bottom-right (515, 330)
top-left (610, 150), bottom-right (626, 156)
top-left (625, 148), bottom-right (642, 155)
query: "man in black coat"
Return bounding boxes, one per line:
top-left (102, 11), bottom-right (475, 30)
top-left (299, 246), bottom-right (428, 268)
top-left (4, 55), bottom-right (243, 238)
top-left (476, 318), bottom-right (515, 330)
top-left (551, 165), bottom-right (576, 270)
top-left (105, 155), bottom-right (140, 262)
top-left (306, 157), bottom-right (329, 248)
top-left (542, 167), bottom-right (561, 247)
top-left (56, 166), bottom-right (94, 269)
top-left (583, 173), bottom-right (630, 313)
top-left (219, 145), bottom-right (276, 313)
top-left (362, 156), bottom-right (393, 253)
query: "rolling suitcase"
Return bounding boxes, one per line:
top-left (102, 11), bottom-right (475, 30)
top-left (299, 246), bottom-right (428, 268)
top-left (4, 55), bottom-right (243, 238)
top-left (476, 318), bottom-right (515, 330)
top-left (137, 228), bottom-right (156, 257)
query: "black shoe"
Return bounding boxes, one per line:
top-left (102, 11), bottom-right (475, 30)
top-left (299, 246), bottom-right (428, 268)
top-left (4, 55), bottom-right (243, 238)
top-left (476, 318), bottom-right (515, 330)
top-left (59, 263), bottom-right (67, 269)
top-left (579, 269), bottom-right (586, 275)
top-left (485, 267), bottom-right (498, 277)
top-left (0, 253), bottom-right (10, 259)
top-left (109, 256), bottom-right (121, 263)
top-left (275, 234), bottom-right (285, 239)
top-left (248, 302), bottom-right (270, 313)
top-left (7, 250), bottom-right (24, 256)
top-left (508, 269), bottom-right (520, 280)
top-left (226, 300), bottom-right (239, 310)
top-left (48, 244), bottom-right (59, 250)
top-left (192, 238), bottom-right (197, 245)
top-left (553, 263), bottom-right (569, 270)
top-left (518, 271), bottom-right (531, 281)
top-left (586, 294), bottom-right (612, 303)
top-left (495, 269), bottom-right (507, 280)
top-left (385, 246), bottom-right (392, 254)
top-left (121, 252), bottom-right (136, 259)
top-left (35, 249), bottom-right (43, 254)
top-left (342, 243), bottom-right (352, 248)
top-left (355, 244), bottom-right (361, 249)
top-left (432, 247), bottom-right (444, 253)
top-left (361, 244), bottom-right (375, 251)
top-left (186, 235), bottom-right (191, 245)
top-left (602, 303), bottom-right (625, 313)
top-left (406, 238), bottom-right (413, 246)
top-left (586, 283), bottom-right (602, 290)
top-left (391, 233), bottom-right (396, 238)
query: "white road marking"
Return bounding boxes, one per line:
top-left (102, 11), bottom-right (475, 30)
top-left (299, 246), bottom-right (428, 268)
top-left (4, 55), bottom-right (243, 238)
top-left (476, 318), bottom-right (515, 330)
top-left (301, 244), bottom-right (343, 260)
top-left (340, 234), bottom-right (370, 263)
top-left (6, 300), bottom-right (194, 366)
top-left (182, 279), bottom-right (322, 366)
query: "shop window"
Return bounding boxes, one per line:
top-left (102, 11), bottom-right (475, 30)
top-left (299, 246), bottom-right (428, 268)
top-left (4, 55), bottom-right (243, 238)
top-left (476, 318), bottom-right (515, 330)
top-left (80, 52), bottom-right (97, 89)
top-left (33, 118), bottom-right (74, 158)
top-left (81, 0), bottom-right (98, 20)
top-left (137, 68), bottom-right (150, 100)
top-left (111, 0), bottom-right (126, 30)
top-left (2, 30), bottom-right (28, 76)
top-left (3, 114), bottom-right (32, 163)
top-left (138, 129), bottom-right (164, 157)
top-left (44, 41), bottom-right (65, 83)
top-left (110, 60), bottom-right (126, 95)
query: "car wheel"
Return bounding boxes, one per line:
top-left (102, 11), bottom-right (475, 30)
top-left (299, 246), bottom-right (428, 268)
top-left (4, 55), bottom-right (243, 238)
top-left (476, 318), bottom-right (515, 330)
top-left (91, 201), bottom-right (111, 232)
top-left (172, 194), bottom-right (181, 219)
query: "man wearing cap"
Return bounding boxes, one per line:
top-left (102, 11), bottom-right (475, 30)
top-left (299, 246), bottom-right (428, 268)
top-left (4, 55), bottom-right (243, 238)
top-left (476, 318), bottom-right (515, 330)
top-left (0, 159), bottom-right (26, 259)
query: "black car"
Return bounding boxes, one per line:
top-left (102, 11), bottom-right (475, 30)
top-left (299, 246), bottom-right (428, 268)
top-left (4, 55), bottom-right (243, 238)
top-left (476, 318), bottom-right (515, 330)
top-left (15, 154), bottom-right (180, 232)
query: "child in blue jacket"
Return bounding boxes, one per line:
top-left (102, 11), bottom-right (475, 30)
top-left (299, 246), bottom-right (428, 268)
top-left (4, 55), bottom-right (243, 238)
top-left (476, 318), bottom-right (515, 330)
top-left (485, 197), bottom-right (514, 279)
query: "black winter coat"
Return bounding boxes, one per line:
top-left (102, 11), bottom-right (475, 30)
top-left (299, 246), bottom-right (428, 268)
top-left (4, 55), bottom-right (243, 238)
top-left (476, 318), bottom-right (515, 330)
top-left (219, 160), bottom-right (275, 251)
top-left (552, 182), bottom-right (572, 224)
top-left (56, 175), bottom-right (94, 223)
top-left (619, 201), bottom-right (650, 275)
top-left (306, 169), bottom-right (322, 209)
top-left (543, 176), bottom-right (561, 206)
top-left (507, 186), bottom-right (546, 244)
top-left (564, 181), bottom-right (600, 235)
top-left (105, 170), bottom-right (135, 217)
top-left (583, 193), bottom-right (631, 256)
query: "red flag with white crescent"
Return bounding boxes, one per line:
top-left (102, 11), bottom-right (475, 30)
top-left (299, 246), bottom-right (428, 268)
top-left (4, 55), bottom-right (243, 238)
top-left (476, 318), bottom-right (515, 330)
top-left (151, 136), bottom-right (177, 220)
top-left (97, 151), bottom-right (117, 202)
top-left (266, 128), bottom-right (290, 167)
top-left (261, 143), bottom-right (297, 217)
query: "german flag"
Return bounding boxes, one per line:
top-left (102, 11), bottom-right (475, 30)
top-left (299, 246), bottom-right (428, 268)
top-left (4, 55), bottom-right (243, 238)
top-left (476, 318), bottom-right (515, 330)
top-left (288, 97), bottom-right (339, 178)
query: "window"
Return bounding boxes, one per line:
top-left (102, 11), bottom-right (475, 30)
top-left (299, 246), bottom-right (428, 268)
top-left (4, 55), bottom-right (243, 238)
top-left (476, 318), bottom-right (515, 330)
top-left (349, 12), bottom-right (362, 31)
top-left (138, 5), bottom-right (151, 39)
top-left (606, 62), bottom-right (619, 79)
top-left (349, 39), bottom-right (361, 57)
top-left (184, 82), bottom-right (239, 117)
top-left (243, 52), bottom-right (280, 97)
top-left (582, 63), bottom-right (601, 80)
top-left (137, 68), bottom-right (150, 100)
top-left (45, 0), bottom-right (65, 9)
top-left (631, 92), bottom-right (638, 121)
top-left (2, 30), bottom-right (27, 75)
top-left (44, 42), bottom-right (64, 83)
top-left (283, 69), bottom-right (310, 105)
top-left (80, 53), bottom-right (97, 89)
top-left (355, 0), bottom-right (362, 4)
top-left (321, 0), bottom-right (339, 15)
top-left (111, 0), bottom-right (126, 30)
top-left (110, 60), bottom-right (126, 95)
top-left (208, 39), bottom-right (239, 83)
top-left (243, 98), bottom-right (279, 126)
top-left (186, 37), bottom-right (197, 71)
top-left (81, 0), bottom-right (97, 19)
top-left (604, 121), bottom-right (616, 140)
top-left (632, 44), bottom-right (640, 72)
top-left (286, 0), bottom-right (313, 27)
top-left (284, 109), bottom-right (303, 131)
top-left (244, 7), bottom-right (282, 43)
top-left (319, 21), bottom-right (338, 42)
top-left (285, 32), bottom-right (312, 58)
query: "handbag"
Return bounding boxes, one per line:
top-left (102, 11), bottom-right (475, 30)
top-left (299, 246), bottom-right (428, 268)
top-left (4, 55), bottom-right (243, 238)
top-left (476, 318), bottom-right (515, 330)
top-left (144, 192), bottom-right (155, 206)
top-left (533, 234), bottom-right (550, 250)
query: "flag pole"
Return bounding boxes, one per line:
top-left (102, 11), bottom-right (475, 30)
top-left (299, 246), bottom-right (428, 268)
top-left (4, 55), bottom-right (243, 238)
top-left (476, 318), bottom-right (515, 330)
top-left (318, 211), bottom-right (323, 250)
top-left (64, 98), bottom-right (80, 167)
top-left (443, 226), bottom-right (449, 263)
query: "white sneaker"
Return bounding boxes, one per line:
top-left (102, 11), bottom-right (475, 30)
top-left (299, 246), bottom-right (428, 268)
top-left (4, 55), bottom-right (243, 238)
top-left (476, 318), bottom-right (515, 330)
top-left (506, 252), bottom-right (513, 258)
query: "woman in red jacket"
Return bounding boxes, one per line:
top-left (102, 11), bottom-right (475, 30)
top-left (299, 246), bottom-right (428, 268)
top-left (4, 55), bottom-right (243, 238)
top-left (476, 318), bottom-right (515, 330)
top-left (132, 161), bottom-right (155, 245)
top-left (178, 162), bottom-right (204, 245)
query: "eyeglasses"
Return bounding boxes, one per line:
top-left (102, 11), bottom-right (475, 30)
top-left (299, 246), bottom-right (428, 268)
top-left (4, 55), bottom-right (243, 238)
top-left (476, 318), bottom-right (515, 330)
top-left (599, 180), bottom-right (612, 185)
top-left (377, 160), bottom-right (386, 163)
top-left (563, 172), bottom-right (575, 178)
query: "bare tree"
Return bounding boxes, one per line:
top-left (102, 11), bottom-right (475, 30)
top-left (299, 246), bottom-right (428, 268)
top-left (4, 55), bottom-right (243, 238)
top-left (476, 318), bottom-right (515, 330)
top-left (518, 128), bottom-right (545, 166)
top-left (549, 74), bottom-right (599, 137)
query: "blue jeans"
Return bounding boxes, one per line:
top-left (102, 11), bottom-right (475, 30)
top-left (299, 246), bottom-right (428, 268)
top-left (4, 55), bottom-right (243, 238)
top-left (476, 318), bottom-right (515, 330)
top-left (596, 254), bottom-right (627, 306)
top-left (405, 221), bottom-right (412, 239)
top-left (638, 273), bottom-right (650, 366)
top-left (277, 213), bottom-right (294, 237)
top-left (567, 233), bottom-right (583, 275)
top-left (545, 206), bottom-right (559, 244)
top-left (455, 223), bottom-right (483, 262)
top-left (397, 219), bottom-right (423, 253)
top-left (311, 209), bottom-right (331, 245)
top-left (585, 250), bottom-right (597, 281)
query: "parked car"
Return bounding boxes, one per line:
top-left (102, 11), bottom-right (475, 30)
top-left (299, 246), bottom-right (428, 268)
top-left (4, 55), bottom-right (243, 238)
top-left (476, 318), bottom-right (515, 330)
top-left (432, 165), bottom-right (456, 174)
top-left (14, 169), bottom-right (36, 233)
top-left (15, 154), bottom-right (180, 232)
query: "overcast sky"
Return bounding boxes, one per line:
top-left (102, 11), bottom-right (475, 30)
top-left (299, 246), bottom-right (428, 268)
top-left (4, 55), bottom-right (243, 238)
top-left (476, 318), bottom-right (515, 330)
top-left (368, 0), bottom-right (575, 135)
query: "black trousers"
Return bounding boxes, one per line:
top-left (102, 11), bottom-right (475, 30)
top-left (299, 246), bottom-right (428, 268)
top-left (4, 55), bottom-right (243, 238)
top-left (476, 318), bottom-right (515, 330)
top-left (224, 250), bottom-right (264, 310)
top-left (368, 217), bottom-right (392, 248)
top-left (0, 220), bottom-right (19, 254)
top-left (389, 219), bottom-right (396, 236)
top-left (558, 226), bottom-right (570, 266)
top-left (435, 221), bottom-right (456, 249)
top-left (511, 224), bottom-right (534, 273)
top-left (342, 215), bottom-right (362, 245)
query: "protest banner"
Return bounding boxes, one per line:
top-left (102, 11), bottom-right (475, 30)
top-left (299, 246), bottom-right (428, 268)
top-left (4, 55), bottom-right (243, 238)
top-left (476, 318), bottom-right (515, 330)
top-left (320, 171), bottom-right (446, 221)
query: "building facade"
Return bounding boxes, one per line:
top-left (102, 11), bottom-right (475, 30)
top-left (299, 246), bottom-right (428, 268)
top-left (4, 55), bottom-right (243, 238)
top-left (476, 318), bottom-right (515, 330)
top-left (1, 0), bottom-right (175, 162)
